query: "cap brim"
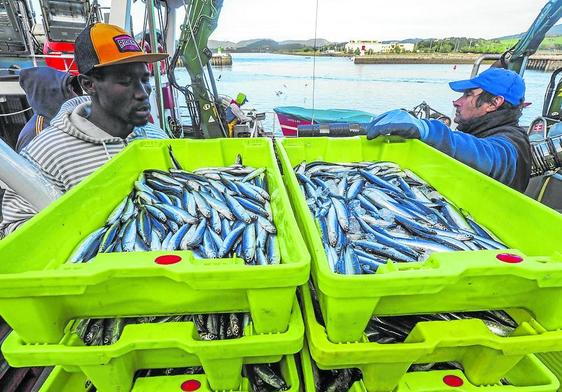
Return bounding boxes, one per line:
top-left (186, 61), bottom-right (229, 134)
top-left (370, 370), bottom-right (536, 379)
top-left (94, 53), bottom-right (169, 69)
top-left (449, 79), bottom-right (479, 92)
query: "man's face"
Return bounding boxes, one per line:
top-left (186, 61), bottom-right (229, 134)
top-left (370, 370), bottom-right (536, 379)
top-left (453, 88), bottom-right (493, 125)
top-left (92, 62), bottom-right (152, 127)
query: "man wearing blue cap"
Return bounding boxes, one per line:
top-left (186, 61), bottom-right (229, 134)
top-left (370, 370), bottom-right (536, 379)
top-left (366, 68), bottom-right (531, 192)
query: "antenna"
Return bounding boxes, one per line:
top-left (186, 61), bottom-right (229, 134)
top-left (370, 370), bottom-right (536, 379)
top-left (310, 0), bottom-right (319, 126)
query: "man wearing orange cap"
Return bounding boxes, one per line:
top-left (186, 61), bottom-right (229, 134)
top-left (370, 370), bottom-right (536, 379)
top-left (1, 23), bottom-right (170, 235)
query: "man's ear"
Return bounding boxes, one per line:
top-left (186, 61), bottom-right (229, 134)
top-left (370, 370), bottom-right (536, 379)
top-left (78, 74), bottom-right (96, 96)
top-left (488, 96), bottom-right (505, 112)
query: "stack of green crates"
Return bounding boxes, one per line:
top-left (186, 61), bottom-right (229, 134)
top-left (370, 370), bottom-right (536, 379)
top-left (0, 139), bottom-right (309, 391)
top-left (276, 136), bottom-right (562, 391)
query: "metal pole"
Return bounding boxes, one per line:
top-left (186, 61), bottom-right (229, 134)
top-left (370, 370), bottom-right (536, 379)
top-left (146, 0), bottom-right (166, 131)
top-left (206, 62), bottom-right (220, 104)
top-left (470, 54), bottom-right (501, 77)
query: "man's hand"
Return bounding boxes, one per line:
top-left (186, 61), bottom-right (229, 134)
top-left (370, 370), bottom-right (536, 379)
top-left (366, 109), bottom-right (430, 140)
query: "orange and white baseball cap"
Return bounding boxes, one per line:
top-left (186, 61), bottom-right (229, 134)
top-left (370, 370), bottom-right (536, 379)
top-left (74, 23), bottom-right (168, 75)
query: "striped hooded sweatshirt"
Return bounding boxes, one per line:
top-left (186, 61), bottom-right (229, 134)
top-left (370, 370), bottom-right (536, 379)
top-left (1, 97), bottom-right (168, 236)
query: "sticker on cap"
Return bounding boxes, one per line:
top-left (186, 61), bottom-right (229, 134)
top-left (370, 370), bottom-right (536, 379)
top-left (113, 35), bottom-right (142, 53)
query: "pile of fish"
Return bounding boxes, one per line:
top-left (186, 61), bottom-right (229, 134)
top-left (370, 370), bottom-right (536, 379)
top-left (72, 311), bottom-right (291, 392)
top-left (73, 312), bottom-right (248, 346)
top-left (310, 365), bottom-right (362, 392)
top-left (79, 361), bottom-right (289, 392)
top-left (308, 283), bottom-right (515, 387)
top-left (134, 362), bottom-right (289, 391)
top-left (244, 363), bottom-right (290, 391)
top-left (294, 161), bottom-right (507, 274)
top-left (69, 155), bottom-right (280, 265)
top-left (67, 155), bottom-right (281, 348)
top-left (366, 310), bottom-right (518, 344)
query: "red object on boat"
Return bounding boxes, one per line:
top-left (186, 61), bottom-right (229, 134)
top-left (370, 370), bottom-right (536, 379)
top-left (43, 40), bottom-right (79, 75)
top-left (275, 111), bottom-right (313, 137)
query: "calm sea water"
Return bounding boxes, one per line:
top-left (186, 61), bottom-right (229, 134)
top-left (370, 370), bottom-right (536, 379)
top-left (176, 53), bottom-right (550, 131)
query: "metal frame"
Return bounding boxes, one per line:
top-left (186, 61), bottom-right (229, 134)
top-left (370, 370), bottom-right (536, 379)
top-left (0, 0), bottom-right (33, 55)
top-left (39, 0), bottom-right (90, 42)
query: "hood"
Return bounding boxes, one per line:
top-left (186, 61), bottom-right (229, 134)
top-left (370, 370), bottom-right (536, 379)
top-left (51, 100), bottom-right (148, 147)
top-left (19, 67), bottom-right (76, 121)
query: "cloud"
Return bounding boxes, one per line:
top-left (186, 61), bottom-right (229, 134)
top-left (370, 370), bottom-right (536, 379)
top-left (211, 0), bottom-right (547, 42)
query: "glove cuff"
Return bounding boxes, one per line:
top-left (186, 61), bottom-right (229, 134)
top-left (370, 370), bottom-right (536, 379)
top-left (418, 119), bottom-right (431, 140)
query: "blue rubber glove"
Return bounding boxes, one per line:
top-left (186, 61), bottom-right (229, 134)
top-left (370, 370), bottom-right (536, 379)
top-left (366, 109), bottom-right (430, 140)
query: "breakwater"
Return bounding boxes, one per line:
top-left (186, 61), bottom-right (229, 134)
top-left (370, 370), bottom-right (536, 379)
top-left (354, 54), bottom-right (486, 65)
top-left (353, 53), bottom-right (562, 72)
top-left (526, 55), bottom-right (562, 72)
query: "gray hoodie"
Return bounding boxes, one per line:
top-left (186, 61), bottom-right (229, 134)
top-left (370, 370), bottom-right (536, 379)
top-left (1, 96), bottom-right (168, 235)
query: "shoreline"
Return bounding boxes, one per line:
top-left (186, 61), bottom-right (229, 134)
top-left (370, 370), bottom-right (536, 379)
top-left (281, 52), bottom-right (492, 64)
top-left (253, 52), bottom-right (562, 69)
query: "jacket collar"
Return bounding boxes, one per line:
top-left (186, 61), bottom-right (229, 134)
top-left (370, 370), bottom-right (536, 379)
top-left (456, 109), bottom-right (522, 135)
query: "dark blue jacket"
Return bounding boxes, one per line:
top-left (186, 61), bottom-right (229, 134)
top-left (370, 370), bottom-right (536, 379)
top-left (421, 109), bottom-right (531, 192)
top-left (16, 67), bottom-right (76, 152)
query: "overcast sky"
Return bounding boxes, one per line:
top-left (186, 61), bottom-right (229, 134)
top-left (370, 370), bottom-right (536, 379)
top-left (210, 0), bottom-right (549, 42)
top-left (32, 0), bottom-right (552, 43)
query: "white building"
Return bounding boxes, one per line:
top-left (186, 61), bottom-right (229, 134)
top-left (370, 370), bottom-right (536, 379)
top-left (345, 40), bottom-right (415, 54)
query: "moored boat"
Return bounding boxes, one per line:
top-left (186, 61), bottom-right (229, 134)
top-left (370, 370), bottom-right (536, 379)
top-left (273, 106), bottom-right (375, 136)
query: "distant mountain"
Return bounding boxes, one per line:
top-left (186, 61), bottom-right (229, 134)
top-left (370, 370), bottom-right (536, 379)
top-left (279, 39), bottom-right (330, 47)
top-left (208, 38), bottom-right (333, 51)
top-left (381, 38), bottom-right (423, 44)
top-left (236, 39), bottom-right (268, 48)
top-left (495, 23), bottom-right (562, 40)
top-left (208, 39), bottom-right (236, 49)
top-left (547, 24), bottom-right (562, 36)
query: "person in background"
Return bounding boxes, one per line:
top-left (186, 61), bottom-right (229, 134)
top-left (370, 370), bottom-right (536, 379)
top-left (366, 68), bottom-right (531, 192)
top-left (224, 92), bottom-right (250, 136)
top-left (140, 32), bottom-right (166, 76)
top-left (16, 67), bottom-right (82, 152)
top-left (0, 22), bottom-right (169, 236)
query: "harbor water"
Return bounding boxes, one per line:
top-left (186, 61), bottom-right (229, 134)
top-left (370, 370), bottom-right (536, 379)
top-left (175, 53), bottom-right (551, 131)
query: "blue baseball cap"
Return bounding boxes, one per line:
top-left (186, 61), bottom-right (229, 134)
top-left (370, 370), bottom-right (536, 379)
top-left (449, 68), bottom-right (525, 106)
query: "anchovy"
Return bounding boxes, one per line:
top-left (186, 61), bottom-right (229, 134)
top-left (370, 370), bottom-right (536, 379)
top-left (68, 227), bottom-right (107, 263)
top-left (295, 160), bottom-right (507, 275)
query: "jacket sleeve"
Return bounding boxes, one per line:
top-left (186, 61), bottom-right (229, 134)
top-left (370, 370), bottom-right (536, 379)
top-left (421, 119), bottom-right (519, 186)
top-left (229, 103), bottom-right (250, 122)
top-left (0, 188), bottom-right (38, 236)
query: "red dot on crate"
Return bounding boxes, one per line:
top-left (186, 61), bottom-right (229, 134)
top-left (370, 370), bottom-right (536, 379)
top-left (496, 253), bottom-right (523, 264)
top-left (443, 375), bottom-right (464, 387)
top-left (155, 255), bottom-right (182, 265)
top-left (181, 379), bottom-right (201, 391)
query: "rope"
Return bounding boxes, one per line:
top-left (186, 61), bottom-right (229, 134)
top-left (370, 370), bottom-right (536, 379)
top-left (0, 107), bottom-right (32, 117)
top-left (310, 0), bottom-right (320, 126)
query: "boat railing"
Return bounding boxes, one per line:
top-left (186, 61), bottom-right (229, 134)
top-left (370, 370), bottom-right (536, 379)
top-left (176, 106), bottom-right (282, 136)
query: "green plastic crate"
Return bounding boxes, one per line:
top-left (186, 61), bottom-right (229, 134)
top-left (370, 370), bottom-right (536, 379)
top-left (537, 353), bottom-right (562, 392)
top-left (397, 356), bottom-right (560, 392)
top-left (4, 298), bottom-right (303, 392)
top-left (38, 368), bottom-right (91, 392)
top-left (276, 137), bottom-right (562, 343)
top-left (300, 342), bottom-right (366, 392)
top-left (300, 284), bottom-right (562, 392)
top-left (40, 355), bottom-right (300, 391)
top-left (300, 343), bottom-right (559, 392)
top-left (0, 138), bottom-right (309, 344)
